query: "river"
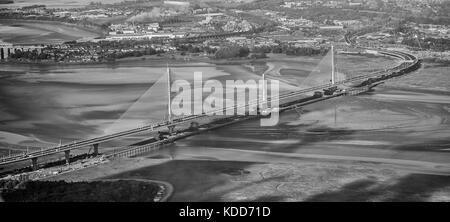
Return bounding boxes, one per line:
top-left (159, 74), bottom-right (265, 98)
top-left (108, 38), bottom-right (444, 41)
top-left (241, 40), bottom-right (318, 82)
top-left (28, 55), bottom-right (450, 201)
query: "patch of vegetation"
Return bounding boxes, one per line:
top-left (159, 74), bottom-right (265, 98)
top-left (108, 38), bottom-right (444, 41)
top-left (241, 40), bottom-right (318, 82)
top-left (422, 58), bottom-right (450, 66)
top-left (1, 180), bottom-right (160, 202)
top-left (252, 45), bottom-right (328, 56)
top-left (214, 45), bottom-right (250, 59)
top-left (402, 37), bottom-right (450, 52)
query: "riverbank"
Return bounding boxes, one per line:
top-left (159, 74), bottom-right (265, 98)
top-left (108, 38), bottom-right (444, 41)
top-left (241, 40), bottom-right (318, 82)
top-left (0, 52), bottom-right (285, 66)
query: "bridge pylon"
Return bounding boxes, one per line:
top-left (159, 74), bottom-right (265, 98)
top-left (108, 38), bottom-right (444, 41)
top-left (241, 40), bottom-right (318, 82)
top-left (166, 64), bottom-right (175, 135)
top-left (167, 63), bottom-right (172, 123)
top-left (331, 44), bottom-right (335, 85)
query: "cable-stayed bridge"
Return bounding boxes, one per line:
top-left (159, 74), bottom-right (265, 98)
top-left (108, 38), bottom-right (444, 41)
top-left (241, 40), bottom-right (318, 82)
top-left (0, 45), bottom-right (420, 169)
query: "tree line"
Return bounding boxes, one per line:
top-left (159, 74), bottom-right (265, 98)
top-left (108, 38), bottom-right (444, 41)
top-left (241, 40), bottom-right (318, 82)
top-left (402, 37), bottom-right (450, 51)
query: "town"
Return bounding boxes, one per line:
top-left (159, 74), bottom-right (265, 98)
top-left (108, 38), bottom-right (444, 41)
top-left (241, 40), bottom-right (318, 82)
top-left (1, 0), bottom-right (449, 63)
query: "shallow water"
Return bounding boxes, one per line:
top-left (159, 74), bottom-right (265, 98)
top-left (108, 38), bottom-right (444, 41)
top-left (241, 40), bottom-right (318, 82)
top-left (0, 63), bottom-right (240, 147)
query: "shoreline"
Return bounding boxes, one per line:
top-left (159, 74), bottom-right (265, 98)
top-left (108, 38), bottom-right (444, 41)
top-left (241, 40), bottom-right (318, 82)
top-left (100, 179), bottom-right (173, 202)
top-left (0, 58), bottom-right (265, 68)
top-left (0, 52), bottom-right (385, 67)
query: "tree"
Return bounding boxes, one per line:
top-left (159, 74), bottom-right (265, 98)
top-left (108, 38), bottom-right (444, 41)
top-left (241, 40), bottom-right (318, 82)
top-left (214, 45), bottom-right (250, 59)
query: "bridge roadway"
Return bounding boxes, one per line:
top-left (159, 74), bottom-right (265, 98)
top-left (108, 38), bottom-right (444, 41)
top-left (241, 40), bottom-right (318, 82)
top-left (0, 46), bottom-right (419, 167)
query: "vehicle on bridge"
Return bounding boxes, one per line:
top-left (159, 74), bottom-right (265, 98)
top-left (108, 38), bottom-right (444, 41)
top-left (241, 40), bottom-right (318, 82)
top-left (314, 91), bottom-right (324, 98)
top-left (323, 86), bottom-right (338, 95)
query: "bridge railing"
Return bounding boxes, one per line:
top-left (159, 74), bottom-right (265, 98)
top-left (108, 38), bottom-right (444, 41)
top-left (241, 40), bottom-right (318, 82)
top-left (105, 141), bottom-right (167, 159)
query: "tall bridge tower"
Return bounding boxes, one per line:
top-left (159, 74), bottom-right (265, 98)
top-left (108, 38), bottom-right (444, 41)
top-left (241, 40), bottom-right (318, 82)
top-left (331, 45), bottom-right (335, 85)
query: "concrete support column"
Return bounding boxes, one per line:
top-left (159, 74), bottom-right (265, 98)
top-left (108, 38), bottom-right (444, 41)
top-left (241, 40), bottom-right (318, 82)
top-left (31, 157), bottom-right (38, 171)
top-left (64, 150), bottom-right (70, 165)
top-left (168, 125), bottom-right (175, 135)
top-left (3, 48), bottom-right (8, 59)
top-left (1, 47), bottom-right (9, 59)
top-left (93, 144), bottom-right (99, 156)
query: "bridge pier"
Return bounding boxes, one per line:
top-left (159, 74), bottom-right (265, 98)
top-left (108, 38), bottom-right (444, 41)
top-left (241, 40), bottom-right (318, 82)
top-left (168, 125), bottom-right (175, 135)
top-left (1, 48), bottom-right (5, 60)
top-left (31, 157), bottom-right (38, 171)
top-left (0, 47), bottom-right (10, 60)
top-left (64, 150), bottom-right (70, 165)
top-left (93, 144), bottom-right (99, 156)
